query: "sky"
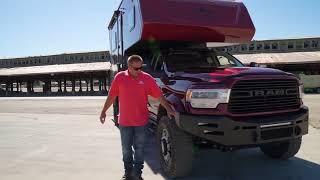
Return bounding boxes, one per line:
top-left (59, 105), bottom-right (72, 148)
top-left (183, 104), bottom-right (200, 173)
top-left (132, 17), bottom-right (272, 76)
top-left (0, 0), bottom-right (320, 58)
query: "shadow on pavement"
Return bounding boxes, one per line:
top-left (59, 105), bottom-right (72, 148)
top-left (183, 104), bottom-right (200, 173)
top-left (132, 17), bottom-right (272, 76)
top-left (144, 131), bottom-right (320, 180)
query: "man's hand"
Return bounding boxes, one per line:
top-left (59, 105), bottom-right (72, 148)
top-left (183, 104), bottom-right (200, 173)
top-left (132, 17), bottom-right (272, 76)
top-left (99, 95), bottom-right (116, 125)
top-left (158, 95), bottom-right (176, 119)
top-left (100, 111), bottom-right (106, 124)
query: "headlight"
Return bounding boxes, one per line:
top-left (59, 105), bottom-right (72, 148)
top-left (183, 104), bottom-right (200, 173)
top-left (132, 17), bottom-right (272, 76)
top-left (186, 89), bottom-right (231, 108)
top-left (299, 84), bottom-right (304, 99)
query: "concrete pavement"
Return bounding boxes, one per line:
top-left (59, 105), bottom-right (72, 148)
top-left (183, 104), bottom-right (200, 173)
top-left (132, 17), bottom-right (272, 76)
top-left (0, 96), bottom-right (319, 180)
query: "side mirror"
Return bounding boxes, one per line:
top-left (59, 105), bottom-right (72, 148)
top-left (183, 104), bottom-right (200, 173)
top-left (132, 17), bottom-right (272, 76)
top-left (249, 62), bottom-right (259, 67)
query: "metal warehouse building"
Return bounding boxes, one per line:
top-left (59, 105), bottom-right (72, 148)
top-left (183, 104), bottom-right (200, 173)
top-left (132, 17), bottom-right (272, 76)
top-left (225, 37), bottom-right (320, 75)
top-left (0, 37), bottom-right (320, 96)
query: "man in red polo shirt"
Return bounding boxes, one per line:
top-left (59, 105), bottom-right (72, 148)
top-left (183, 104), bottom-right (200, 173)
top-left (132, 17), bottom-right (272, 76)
top-left (100, 55), bottom-right (174, 180)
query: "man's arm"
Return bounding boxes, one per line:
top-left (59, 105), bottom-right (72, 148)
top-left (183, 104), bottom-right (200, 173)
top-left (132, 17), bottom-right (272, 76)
top-left (100, 95), bottom-right (117, 124)
top-left (158, 95), bottom-right (175, 119)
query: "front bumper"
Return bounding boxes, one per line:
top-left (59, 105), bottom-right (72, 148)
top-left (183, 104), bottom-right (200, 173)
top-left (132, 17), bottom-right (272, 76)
top-left (177, 106), bottom-right (309, 146)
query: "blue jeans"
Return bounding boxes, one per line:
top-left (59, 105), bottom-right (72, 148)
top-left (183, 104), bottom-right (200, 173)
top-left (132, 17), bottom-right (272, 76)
top-left (119, 125), bottom-right (146, 176)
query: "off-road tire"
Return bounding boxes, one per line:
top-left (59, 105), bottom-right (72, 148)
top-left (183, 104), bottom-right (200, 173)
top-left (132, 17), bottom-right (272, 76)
top-left (157, 116), bottom-right (194, 178)
top-left (260, 137), bottom-right (302, 159)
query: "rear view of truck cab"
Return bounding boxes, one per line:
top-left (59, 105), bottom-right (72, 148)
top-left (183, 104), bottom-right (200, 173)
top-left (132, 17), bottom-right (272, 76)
top-left (107, 0), bottom-right (309, 178)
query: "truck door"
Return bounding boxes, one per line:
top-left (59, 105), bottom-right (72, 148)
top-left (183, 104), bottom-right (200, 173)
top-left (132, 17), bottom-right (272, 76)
top-left (109, 10), bottom-right (125, 70)
top-left (109, 10), bottom-right (124, 125)
top-left (118, 11), bottom-right (125, 69)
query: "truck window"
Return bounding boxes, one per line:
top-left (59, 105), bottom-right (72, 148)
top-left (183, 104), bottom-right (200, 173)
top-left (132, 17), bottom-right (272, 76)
top-left (217, 55), bottom-right (235, 66)
top-left (166, 53), bottom-right (205, 71)
top-left (154, 56), bottom-right (163, 72)
top-left (166, 51), bottom-right (243, 72)
top-left (215, 52), bottom-right (244, 67)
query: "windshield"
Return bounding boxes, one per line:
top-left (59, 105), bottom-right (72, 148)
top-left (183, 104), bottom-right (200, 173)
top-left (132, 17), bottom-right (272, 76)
top-left (165, 50), bottom-right (244, 72)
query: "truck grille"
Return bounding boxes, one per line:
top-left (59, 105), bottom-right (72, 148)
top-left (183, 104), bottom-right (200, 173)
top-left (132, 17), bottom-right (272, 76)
top-left (228, 79), bottom-right (300, 114)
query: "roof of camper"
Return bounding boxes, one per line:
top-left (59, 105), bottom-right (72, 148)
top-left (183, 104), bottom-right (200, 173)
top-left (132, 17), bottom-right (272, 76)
top-left (108, 0), bottom-right (255, 43)
top-left (141, 0), bottom-right (255, 42)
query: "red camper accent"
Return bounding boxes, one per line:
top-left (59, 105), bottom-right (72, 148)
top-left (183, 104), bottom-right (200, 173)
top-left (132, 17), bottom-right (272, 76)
top-left (108, 0), bottom-right (255, 57)
top-left (140, 0), bottom-right (255, 43)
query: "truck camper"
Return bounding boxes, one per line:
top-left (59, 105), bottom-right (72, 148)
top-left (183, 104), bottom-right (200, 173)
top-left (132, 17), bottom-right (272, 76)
top-left (108, 0), bottom-right (309, 178)
top-left (108, 0), bottom-right (255, 64)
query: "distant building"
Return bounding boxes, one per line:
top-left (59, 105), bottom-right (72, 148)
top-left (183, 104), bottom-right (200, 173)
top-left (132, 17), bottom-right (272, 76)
top-left (1, 37), bottom-right (320, 96)
top-left (221, 37), bottom-right (320, 75)
top-left (222, 37), bottom-right (320, 54)
top-left (0, 51), bottom-right (109, 68)
top-left (0, 51), bottom-right (111, 96)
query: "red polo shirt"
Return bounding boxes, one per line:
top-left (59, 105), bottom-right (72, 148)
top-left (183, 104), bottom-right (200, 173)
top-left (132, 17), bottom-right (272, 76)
top-left (109, 70), bottom-right (161, 126)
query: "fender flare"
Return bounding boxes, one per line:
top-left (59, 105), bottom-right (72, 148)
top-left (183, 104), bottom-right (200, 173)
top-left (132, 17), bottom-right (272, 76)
top-left (157, 93), bottom-right (185, 127)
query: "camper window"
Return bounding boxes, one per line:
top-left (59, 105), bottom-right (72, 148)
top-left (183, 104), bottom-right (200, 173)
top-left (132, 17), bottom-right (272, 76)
top-left (113, 31), bottom-right (117, 52)
top-left (128, 5), bottom-right (136, 31)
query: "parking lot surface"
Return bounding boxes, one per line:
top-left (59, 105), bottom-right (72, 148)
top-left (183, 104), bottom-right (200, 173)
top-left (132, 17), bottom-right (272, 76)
top-left (0, 95), bottom-right (319, 180)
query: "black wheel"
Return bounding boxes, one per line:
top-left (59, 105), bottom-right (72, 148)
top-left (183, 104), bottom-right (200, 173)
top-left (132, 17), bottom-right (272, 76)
top-left (157, 116), bottom-right (194, 178)
top-left (260, 137), bottom-right (302, 159)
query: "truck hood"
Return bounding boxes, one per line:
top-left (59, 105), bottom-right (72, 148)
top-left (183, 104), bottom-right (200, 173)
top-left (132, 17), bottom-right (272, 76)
top-left (174, 67), bottom-right (293, 82)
